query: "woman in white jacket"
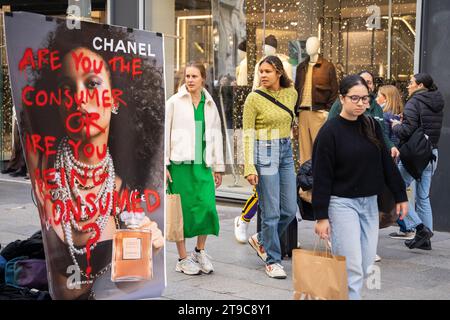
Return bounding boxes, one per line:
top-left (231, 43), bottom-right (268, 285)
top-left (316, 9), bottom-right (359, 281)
top-left (166, 62), bottom-right (225, 275)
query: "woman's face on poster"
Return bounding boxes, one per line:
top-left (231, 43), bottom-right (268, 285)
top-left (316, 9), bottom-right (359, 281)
top-left (58, 47), bottom-right (113, 141)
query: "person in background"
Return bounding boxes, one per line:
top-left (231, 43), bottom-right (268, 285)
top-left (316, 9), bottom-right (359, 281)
top-left (313, 75), bottom-right (408, 300)
top-left (377, 85), bottom-right (415, 240)
top-left (328, 71), bottom-right (400, 159)
top-left (391, 73), bottom-right (444, 250)
top-left (1, 116), bottom-right (28, 178)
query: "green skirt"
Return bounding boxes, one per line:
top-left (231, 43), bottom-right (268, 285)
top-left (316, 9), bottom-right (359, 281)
top-left (168, 161), bottom-right (219, 238)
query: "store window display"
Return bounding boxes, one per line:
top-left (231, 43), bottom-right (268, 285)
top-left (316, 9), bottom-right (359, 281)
top-left (252, 35), bottom-right (293, 90)
top-left (295, 36), bottom-right (338, 165)
top-left (236, 40), bottom-right (248, 86)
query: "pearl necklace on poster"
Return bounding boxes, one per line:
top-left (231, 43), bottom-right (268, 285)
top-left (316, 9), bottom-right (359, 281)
top-left (50, 137), bottom-right (116, 279)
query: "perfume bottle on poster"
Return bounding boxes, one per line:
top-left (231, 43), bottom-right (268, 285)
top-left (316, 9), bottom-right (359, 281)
top-left (111, 211), bottom-right (153, 282)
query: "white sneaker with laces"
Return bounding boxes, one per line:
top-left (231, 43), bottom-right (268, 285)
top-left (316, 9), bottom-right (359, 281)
top-left (375, 254), bottom-right (381, 262)
top-left (389, 230), bottom-right (415, 240)
top-left (234, 216), bottom-right (249, 244)
top-left (265, 263), bottom-right (287, 279)
top-left (248, 233), bottom-right (267, 262)
top-left (192, 250), bottom-right (214, 274)
top-left (175, 256), bottom-right (201, 275)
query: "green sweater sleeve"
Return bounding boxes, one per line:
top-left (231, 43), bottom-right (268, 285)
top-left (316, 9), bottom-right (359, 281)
top-left (327, 98), bottom-right (342, 120)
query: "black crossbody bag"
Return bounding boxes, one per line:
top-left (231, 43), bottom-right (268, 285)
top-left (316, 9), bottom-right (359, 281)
top-left (254, 90), bottom-right (294, 127)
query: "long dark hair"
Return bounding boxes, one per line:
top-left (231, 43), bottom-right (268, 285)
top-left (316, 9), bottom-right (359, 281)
top-left (258, 55), bottom-right (292, 88)
top-left (340, 75), bottom-right (383, 150)
top-left (414, 73), bottom-right (438, 91)
top-left (24, 19), bottom-right (165, 191)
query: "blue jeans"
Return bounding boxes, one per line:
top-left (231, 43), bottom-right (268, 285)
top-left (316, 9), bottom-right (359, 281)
top-left (255, 138), bottom-right (297, 265)
top-left (397, 149), bottom-right (438, 231)
top-left (328, 195), bottom-right (379, 300)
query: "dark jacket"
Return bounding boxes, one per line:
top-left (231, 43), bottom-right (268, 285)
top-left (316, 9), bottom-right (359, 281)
top-left (392, 89), bottom-right (444, 148)
top-left (295, 56), bottom-right (338, 112)
top-left (383, 111), bottom-right (400, 147)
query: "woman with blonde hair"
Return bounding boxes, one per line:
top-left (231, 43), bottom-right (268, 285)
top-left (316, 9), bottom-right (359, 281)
top-left (166, 62), bottom-right (225, 275)
top-left (376, 85), bottom-right (404, 148)
top-left (377, 85), bottom-right (413, 240)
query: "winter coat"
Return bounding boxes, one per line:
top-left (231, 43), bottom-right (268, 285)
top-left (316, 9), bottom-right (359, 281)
top-left (393, 89), bottom-right (444, 148)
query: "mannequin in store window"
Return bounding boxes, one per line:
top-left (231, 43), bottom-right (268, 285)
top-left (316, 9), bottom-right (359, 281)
top-left (295, 36), bottom-right (338, 203)
top-left (252, 35), bottom-right (293, 90)
top-left (236, 40), bottom-right (248, 86)
top-left (295, 36), bottom-right (338, 163)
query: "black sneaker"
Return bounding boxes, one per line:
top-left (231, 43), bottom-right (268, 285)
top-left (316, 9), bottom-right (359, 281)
top-left (405, 226), bottom-right (434, 250)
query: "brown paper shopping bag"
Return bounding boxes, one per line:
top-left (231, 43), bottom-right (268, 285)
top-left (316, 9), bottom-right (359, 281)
top-left (292, 241), bottom-right (348, 300)
top-left (165, 192), bottom-right (184, 242)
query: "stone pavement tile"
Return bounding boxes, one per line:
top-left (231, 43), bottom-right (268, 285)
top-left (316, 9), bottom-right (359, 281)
top-left (233, 285), bottom-right (293, 300)
top-left (176, 273), bottom-right (291, 300)
top-left (421, 283), bottom-right (450, 299)
top-left (209, 260), bottom-right (293, 292)
top-left (403, 252), bottom-right (450, 270)
top-left (162, 278), bottom-right (203, 298)
top-left (188, 230), bottom-right (297, 285)
top-left (381, 265), bottom-right (450, 290)
top-left (364, 285), bottom-right (425, 300)
top-left (433, 239), bottom-right (450, 249)
top-left (165, 287), bottom-right (244, 300)
top-left (375, 245), bottom-right (428, 260)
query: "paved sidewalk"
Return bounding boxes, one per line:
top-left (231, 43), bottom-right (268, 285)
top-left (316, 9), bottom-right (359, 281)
top-left (1, 175), bottom-right (450, 300)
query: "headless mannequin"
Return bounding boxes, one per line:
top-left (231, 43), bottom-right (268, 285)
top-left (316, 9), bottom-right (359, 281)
top-left (296, 36), bottom-right (338, 203)
top-left (236, 49), bottom-right (248, 86)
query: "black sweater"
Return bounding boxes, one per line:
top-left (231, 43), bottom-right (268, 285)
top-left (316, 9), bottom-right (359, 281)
top-left (312, 115), bottom-right (408, 220)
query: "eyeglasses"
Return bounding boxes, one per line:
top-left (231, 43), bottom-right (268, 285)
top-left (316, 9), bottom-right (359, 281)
top-left (344, 95), bottom-right (370, 104)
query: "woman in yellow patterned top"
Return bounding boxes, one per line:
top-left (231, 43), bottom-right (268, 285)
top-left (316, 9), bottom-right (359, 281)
top-left (243, 55), bottom-right (298, 279)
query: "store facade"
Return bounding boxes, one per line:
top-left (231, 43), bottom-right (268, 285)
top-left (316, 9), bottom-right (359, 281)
top-left (1, 0), bottom-right (449, 231)
top-left (147, 0), bottom-right (419, 201)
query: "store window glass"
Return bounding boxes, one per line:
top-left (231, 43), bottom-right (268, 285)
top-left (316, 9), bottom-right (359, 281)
top-left (169, 0), bottom-right (418, 200)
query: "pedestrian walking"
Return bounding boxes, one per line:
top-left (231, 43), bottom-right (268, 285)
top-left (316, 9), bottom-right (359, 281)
top-left (313, 74), bottom-right (408, 299)
top-left (165, 62), bottom-right (225, 275)
top-left (377, 85), bottom-right (415, 240)
top-left (243, 55), bottom-right (298, 279)
top-left (391, 73), bottom-right (444, 250)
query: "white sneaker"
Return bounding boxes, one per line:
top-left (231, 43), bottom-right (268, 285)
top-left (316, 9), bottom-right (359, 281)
top-left (234, 216), bottom-right (249, 244)
top-left (175, 256), bottom-right (201, 275)
top-left (389, 230), bottom-right (415, 240)
top-left (192, 250), bottom-right (214, 274)
top-left (265, 263), bottom-right (287, 279)
top-left (375, 254), bottom-right (381, 262)
top-left (248, 233), bottom-right (267, 262)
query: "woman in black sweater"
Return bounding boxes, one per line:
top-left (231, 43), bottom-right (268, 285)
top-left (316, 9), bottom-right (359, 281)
top-left (312, 75), bottom-right (408, 300)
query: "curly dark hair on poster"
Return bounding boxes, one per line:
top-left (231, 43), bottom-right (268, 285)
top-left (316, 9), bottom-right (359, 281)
top-left (25, 19), bottom-right (165, 192)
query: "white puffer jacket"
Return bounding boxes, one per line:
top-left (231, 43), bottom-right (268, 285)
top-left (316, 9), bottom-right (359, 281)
top-left (165, 85), bottom-right (225, 172)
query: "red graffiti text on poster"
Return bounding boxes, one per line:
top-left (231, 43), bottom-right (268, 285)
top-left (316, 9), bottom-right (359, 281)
top-left (18, 48), bottom-right (61, 71)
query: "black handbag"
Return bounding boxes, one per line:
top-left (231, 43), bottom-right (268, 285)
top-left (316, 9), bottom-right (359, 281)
top-left (399, 104), bottom-right (434, 180)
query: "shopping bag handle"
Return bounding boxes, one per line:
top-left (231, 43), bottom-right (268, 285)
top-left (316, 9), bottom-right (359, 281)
top-left (166, 180), bottom-right (173, 195)
top-left (313, 237), bottom-right (332, 258)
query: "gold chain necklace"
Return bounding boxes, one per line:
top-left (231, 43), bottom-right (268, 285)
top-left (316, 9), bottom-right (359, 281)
top-left (267, 88), bottom-right (281, 101)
